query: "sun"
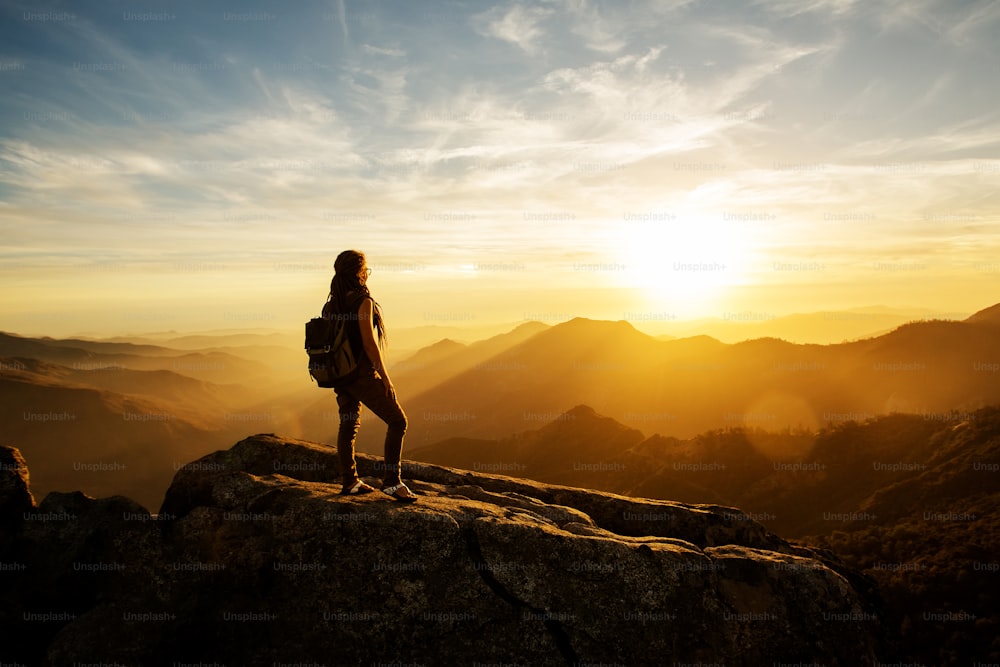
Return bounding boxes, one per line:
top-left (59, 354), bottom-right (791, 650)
top-left (614, 208), bottom-right (749, 314)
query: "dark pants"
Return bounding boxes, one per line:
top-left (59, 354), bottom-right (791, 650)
top-left (334, 369), bottom-right (408, 487)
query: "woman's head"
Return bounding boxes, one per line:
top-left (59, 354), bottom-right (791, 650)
top-left (328, 249), bottom-right (385, 346)
top-left (333, 249), bottom-right (368, 287)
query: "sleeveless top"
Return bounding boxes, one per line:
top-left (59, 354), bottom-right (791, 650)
top-left (322, 290), bottom-right (370, 369)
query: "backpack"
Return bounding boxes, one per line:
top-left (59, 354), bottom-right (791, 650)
top-left (304, 304), bottom-right (359, 388)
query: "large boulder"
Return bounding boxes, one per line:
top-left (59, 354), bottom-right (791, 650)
top-left (3, 435), bottom-right (884, 665)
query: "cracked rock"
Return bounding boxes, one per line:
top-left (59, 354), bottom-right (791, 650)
top-left (2, 435), bottom-right (883, 665)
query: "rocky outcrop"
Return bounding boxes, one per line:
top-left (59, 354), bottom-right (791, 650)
top-left (0, 445), bottom-right (33, 538)
top-left (1, 436), bottom-right (884, 665)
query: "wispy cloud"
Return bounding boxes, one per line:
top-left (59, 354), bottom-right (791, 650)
top-left (362, 44), bottom-right (405, 57)
top-left (752, 0), bottom-right (861, 19)
top-left (474, 3), bottom-right (555, 55)
top-left (334, 0), bottom-right (350, 44)
top-left (563, 0), bottom-right (628, 53)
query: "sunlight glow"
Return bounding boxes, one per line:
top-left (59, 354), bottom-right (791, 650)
top-left (614, 206), bottom-right (752, 315)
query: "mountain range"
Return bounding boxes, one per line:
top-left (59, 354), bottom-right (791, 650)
top-left (0, 332), bottom-right (309, 508)
top-left (365, 302), bottom-right (1000, 449)
top-left (3, 302), bottom-right (998, 507)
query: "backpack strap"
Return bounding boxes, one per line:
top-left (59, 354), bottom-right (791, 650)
top-left (323, 290), bottom-right (369, 319)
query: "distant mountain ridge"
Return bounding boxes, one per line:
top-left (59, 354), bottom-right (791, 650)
top-left (390, 320), bottom-right (549, 397)
top-left (0, 331), bottom-right (282, 385)
top-left (657, 306), bottom-right (971, 344)
top-left (380, 304), bottom-right (1000, 448)
top-left (0, 332), bottom-right (320, 508)
top-left (965, 302), bottom-right (1000, 324)
top-left (0, 367), bottom-right (229, 508)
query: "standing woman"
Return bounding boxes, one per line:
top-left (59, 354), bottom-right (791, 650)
top-left (324, 249), bottom-right (417, 501)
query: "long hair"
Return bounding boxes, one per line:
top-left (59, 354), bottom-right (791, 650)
top-left (327, 249), bottom-right (386, 347)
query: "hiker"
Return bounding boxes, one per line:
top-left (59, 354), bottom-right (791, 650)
top-left (323, 249), bottom-right (417, 502)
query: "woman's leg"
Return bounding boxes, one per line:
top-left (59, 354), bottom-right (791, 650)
top-left (335, 390), bottom-right (363, 486)
top-left (344, 374), bottom-right (408, 487)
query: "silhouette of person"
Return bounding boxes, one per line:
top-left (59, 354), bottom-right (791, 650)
top-left (323, 250), bottom-right (417, 502)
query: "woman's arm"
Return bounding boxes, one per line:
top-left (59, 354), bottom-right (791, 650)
top-left (358, 297), bottom-right (394, 397)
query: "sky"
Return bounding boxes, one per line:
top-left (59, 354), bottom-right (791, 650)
top-left (1, 0), bottom-right (998, 340)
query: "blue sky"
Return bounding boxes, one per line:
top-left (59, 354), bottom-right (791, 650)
top-left (2, 0), bottom-right (999, 336)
